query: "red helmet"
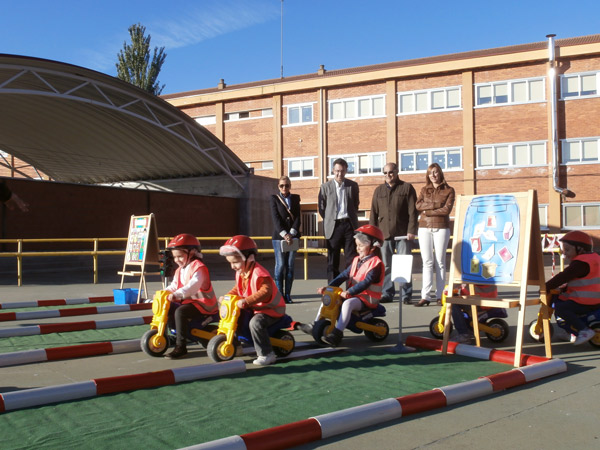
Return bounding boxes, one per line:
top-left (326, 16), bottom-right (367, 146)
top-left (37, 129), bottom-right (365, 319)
top-left (219, 235), bottom-right (258, 260)
top-left (167, 233), bottom-right (201, 251)
top-left (560, 231), bottom-right (593, 252)
top-left (354, 224), bottom-right (384, 246)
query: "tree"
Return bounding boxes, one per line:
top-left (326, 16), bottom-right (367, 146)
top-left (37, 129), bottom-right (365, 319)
top-left (116, 23), bottom-right (166, 95)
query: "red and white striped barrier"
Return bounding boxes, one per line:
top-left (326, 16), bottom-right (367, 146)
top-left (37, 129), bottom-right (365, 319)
top-left (0, 360), bottom-right (246, 413)
top-left (0, 296), bottom-right (114, 310)
top-left (0, 303), bottom-right (151, 322)
top-left (0, 316), bottom-right (152, 338)
top-left (0, 339), bottom-right (142, 367)
top-left (182, 336), bottom-right (566, 450)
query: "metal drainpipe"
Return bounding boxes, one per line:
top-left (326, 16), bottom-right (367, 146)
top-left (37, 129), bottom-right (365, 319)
top-left (548, 34), bottom-right (575, 198)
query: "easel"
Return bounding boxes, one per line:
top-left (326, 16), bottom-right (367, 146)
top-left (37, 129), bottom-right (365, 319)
top-left (118, 214), bottom-right (160, 303)
top-left (441, 190), bottom-right (553, 367)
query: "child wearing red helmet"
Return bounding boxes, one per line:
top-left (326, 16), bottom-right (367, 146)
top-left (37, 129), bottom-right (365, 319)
top-left (163, 233), bottom-right (217, 359)
top-left (546, 231), bottom-right (600, 345)
top-left (219, 235), bottom-right (286, 366)
top-left (301, 225), bottom-right (385, 347)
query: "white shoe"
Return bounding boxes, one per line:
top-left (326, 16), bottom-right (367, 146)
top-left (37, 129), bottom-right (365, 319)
top-left (253, 352), bottom-right (277, 366)
top-left (573, 328), bottom-right (596, 346)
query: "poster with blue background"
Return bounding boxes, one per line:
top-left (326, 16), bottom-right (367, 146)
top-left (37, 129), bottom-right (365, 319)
top-left (461, 194), bottom-right (520, 283)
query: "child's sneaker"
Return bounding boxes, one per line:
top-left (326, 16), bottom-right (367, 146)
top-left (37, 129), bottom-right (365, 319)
top-left (253, 352), bottom-right (277, 366)
top-left (164, 346), bottom-right (187, 359)
top-left (573, 328), bottom-right (596, 345)
top-left (456, 333), bottom-right (474, 344)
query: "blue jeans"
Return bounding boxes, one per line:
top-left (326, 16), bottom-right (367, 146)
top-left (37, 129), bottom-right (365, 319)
top-left (272, 239), bottom-right (296, 298)
top-left (381, 238), bottom-right (413, 301)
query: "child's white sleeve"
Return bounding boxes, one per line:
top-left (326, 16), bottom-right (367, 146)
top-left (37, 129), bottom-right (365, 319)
top-left (173, 269), bottom-right (205, 300)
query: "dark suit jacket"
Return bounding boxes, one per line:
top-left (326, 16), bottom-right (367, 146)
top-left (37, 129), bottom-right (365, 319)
top-left (270, 193), bottom-right (301, 240)
top-left (318, 178), bottom-right (360, 239)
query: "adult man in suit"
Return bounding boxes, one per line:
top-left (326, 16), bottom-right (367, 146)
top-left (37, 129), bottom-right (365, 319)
top-left (270, 176), bottom-right (301, 303)
top-left (370, 162), bottom-right (418, 303)
top-left (318, 158), bottom-right (360, 281)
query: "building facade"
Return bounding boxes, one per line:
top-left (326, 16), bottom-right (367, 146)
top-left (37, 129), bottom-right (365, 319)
top-left (164, 34), bottom-right (600, 240)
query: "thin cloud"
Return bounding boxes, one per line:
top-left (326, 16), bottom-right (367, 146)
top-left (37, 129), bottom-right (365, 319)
top-left (151, 1), bottom-right (280, 50)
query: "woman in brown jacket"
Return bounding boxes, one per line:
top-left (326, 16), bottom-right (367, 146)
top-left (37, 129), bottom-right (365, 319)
top-left (415, 163), bottom-right (455, 306)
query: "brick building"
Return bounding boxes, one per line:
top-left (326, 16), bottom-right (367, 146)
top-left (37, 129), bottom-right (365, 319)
top-left (163, 34), bottom-right (600, 241)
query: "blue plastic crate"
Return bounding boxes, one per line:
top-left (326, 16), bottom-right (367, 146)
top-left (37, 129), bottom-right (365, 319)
top-left (113, 288), bottom-right (139, 304)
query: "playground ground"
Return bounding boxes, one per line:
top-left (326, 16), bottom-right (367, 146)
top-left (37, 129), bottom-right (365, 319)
top-left (0, 254), bottom-right (599, 449)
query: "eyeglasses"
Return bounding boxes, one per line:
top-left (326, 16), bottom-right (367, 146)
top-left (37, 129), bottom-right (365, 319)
top-left (279, 184), bottom-right (291, 188)
top-left (383, 171), bottom-right (397, 175)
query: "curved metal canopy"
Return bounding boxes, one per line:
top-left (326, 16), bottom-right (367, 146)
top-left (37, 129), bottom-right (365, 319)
top-left (0, 54), bottom-right (248, 186)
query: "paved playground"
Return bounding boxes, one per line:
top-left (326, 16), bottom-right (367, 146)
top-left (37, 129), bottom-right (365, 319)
top-left (0, 254), bottom-right (598, 449)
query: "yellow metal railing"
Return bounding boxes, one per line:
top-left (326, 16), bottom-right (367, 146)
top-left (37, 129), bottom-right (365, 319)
top-left (0, 235), bottom-right (563, 286)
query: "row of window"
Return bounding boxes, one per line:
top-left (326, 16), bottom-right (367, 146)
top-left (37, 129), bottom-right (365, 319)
top-left (538, 204), bottom-right (600, 230)
top-left (194, 70), bottom-right (600, 126)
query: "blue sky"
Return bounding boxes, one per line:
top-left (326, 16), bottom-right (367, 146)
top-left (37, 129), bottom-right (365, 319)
top-left (2, 0), bottom-right (599, 95)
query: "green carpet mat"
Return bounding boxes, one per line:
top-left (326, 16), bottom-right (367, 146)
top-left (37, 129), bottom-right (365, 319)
top-left (0, 350), bottom-right (508, 449)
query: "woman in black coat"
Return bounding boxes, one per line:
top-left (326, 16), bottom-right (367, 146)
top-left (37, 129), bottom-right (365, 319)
top-left (270, 176), bottom-right (301, 303)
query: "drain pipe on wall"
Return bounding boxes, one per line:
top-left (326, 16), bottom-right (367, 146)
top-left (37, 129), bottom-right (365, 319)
top-left (548, 34), bottom-right (576, 198)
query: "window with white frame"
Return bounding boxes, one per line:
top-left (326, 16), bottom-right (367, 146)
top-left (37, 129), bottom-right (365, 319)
top-left (286, 103), bottom-right (313, 125)
top-left (195, 115), bottom-right (216, 126)
top-left (328, 152), bottom-right (385, 175)
top-left (561, 71), bottom-right (598, 99)
top-left (398, 86), bottom-right (461, 114)
top-left (476, 141), bottom-right (546, 168)
top-left (539, 204), bottom-right (549, 230)
top-left (288, 157), bottom-right (315, 178)
top-left (328, 95), bottom-right (385, 122)
top-left (399, 148), bottom-right (462, 172)
top-left (563, 203), bottom-right (600, 229)
top-left (475, 77), bottom-right (545, 106)
top-left (562, 137), bottom-right (600, 164)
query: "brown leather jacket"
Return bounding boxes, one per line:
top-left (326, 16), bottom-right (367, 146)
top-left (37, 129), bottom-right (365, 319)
top-left (416, 182), bottom-right (455, 229)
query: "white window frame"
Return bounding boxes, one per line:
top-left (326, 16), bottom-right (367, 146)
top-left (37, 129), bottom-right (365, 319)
top-left (398, 147), bottom-right (463, 172)
top-left (563, 203), bottom-right (600, 230)
top-left (539, 204), bottom-right (549, 230)
top-left (284, 102), bottom-right (316, 127)
top-left (475, 141), bottom-right (547, 169)
top-left (327, 152), bottom-right (386, 177)
top-left (195, 115), bottom-right (216, 126)
top-left (246, 160), bottom-right (274, 171)
top-left (286, 157), bottom-right (316, 179)
top-left (328, 94), bottom-right (386, 122)
top-left (224, 108), bottom-right (272, 122)
top-left (474, 77), bottom-right (546, 107)
top-left (561, 137), bottom-right (600, 165)
top-left (397, 86), bottom-right (462, 115)
top-left (560, 71), bottom-right (599, 100)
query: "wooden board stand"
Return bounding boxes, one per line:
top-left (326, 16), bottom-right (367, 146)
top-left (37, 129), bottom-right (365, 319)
top-left (441, 190), bottom-right (552, 367)
top-left (118, 214), bottom-right (160, 303)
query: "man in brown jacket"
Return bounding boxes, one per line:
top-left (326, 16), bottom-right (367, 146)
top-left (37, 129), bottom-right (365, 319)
top-left (369, 163), bottom-right (418, 303)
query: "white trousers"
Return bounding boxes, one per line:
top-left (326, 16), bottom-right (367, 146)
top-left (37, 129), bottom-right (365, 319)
top-left (418, 227), bottom-right (450, 300)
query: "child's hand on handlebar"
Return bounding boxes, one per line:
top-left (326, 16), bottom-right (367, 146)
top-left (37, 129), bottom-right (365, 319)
top-left (340, 291), bottom-right (350, 299)
top-left (317, 287), bottom-right (326, 295)
top-left (237, 299), bottom-right (246, 309)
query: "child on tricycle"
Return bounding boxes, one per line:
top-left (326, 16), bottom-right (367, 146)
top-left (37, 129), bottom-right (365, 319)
top-left (162, 234), bottom-right (218, 359)
top-left (300, 225), bottom-right (387, 347)
top-left (544, 231), bottom-right (600, 345)
top-left (219, 235), bottom-right (288, 366)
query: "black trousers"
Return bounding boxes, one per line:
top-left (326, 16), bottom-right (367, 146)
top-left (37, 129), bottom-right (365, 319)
top-left (326, 220), bottom-right (358, 282)
top-left (172, 303), bottom-right (206, 347)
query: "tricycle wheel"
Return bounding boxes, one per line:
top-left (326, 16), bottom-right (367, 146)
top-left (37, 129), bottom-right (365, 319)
top-left (273, 330), bottom-right (295, 357)
top-left (312, 319), bottom-right (332, 346)
top-left (485, 318), bottom-right (510, 343)
top-left (197, 324), bottom-right (218, 348)
top-left (528, 319), bottom-right (554, 343)
top-left (588, 322), bottom-right (600, 348)
top-left (141, 329), bottom-right (169, 357)
top-left (207, 334), bottom-right (236, 362)
top-left (364, 318), bottom-right (389, 342)
top-left (429, 317), bottom-right (450, 340)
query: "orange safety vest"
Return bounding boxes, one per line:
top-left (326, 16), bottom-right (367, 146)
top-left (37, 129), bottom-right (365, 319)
top-left (236, 262), bottom-right (285, 318)
top-left (559, 253), bottom-right (600, 305)
top-left (348, 255), bottom-right (384, 309)
top-left (176, 259), bottom-right (218, 315)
